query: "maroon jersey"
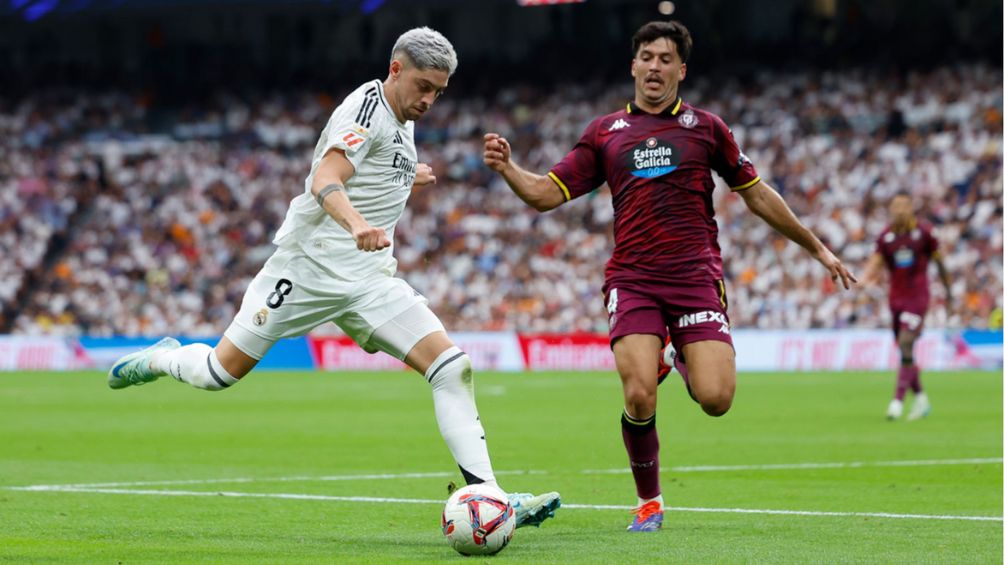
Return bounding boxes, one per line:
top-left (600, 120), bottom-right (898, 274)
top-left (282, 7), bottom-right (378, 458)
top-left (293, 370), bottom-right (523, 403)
top-left (548, 98), bottom-right (760, 282)
top-left (875, 221), bottom-right (939, 312)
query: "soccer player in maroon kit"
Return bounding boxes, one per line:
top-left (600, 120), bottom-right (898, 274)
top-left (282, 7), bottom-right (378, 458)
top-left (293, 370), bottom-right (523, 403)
top-left (483, 20), bottom-right (856, 531)
top-left (861, 191), bottom-right (952, 421)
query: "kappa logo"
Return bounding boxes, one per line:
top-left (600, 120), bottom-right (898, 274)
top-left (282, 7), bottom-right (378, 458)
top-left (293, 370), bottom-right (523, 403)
top-left (677, 310), bottom-right (730, 335)
top-left (608, 119), bottom-right (630, 131)
top-left (606, 288), bottom-right (619, 330)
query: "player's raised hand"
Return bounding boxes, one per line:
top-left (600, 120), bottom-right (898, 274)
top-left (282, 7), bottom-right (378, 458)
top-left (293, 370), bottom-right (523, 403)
top-left (483, 133), bottom-right (512, 173)
top-left (352, 224), bottom-right (391, 252)
top-left (813, 247), bottom-right (857, 290)
top-left (414, 163), bottom-right (436, 187)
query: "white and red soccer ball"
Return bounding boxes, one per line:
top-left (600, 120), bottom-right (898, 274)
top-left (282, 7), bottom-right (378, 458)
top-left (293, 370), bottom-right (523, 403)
top-left (441, 484), bottom-right (515, 556)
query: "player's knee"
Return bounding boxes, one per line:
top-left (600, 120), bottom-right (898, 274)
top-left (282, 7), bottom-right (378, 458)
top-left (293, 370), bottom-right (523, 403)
top-left (427, 347), bottom-right (473, 390)
top-left (623, 383), bottom-right (656, 419)
top-left (698, 383), bottom-right (734, 417)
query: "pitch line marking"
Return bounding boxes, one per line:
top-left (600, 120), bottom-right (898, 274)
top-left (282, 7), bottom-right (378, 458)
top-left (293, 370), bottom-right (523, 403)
top-left (11, 457), bottom-right (1000, 491)
top-left (15, 469), bottom-right (546, 490)
top-left (8, 486), bottom-right (1001, 523)
top-left (582, 457), bottom-right (1004, 474)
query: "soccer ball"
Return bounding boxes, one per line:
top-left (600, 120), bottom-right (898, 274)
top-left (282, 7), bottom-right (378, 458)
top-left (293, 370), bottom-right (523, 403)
top-left (441, 484), bottom-right (515, 556)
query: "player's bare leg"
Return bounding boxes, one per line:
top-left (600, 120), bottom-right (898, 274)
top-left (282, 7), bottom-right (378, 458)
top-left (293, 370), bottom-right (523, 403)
top-left (404, 329), bottom-right (560, 528)
top-left (613, 334), bottom-right (665, 531)
top-left (680, 340), bottom-right (736, 417)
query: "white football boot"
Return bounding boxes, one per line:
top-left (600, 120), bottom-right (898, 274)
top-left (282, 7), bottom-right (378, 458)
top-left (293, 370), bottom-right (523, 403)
top-left (886, 399), bottom-right (903, 420)
top-left (107, 337), bottom-right (180, 389)
top-left (907, 393), bottom-right (931, 421)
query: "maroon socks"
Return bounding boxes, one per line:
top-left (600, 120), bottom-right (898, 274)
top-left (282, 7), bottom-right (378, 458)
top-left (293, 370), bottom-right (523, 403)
top-left (621, 411), bottom-right (661, 500)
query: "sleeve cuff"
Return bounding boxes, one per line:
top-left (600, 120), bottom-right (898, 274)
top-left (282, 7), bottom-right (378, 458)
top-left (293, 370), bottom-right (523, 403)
top-left (730, 176), bottom-right (761, 192)
top-left (547, 171), bottom-right (571, 201)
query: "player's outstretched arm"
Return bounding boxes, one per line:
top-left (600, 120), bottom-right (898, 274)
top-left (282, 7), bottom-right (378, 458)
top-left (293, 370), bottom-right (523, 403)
top-left (739, 181), bottom-right (857, 289)
top-left (483, 133), bottom-right (565, 212)
top-left (933, 253), bottom-right (953, 316)
top-left (859, 253), bottom-right (885, 287)
top-left (312, 148), bottom-right (390, 252)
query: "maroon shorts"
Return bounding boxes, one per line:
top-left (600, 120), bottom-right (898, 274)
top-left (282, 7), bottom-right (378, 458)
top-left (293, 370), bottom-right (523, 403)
top-left (602, 276), bottom-right (733, 350)
top-left (891, 306), bottom-right (926, 338)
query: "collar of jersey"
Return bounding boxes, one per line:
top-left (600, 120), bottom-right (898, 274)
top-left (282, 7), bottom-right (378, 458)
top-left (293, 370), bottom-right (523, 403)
top-left (372, 79), bottom-right (402, 124)
top-left (626, 97), bottom-right (683, 117)
top-left (892, 218), bottom-right (918, 234)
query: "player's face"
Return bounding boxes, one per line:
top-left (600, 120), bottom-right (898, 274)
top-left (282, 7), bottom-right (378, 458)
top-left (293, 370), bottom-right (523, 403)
top-left (390, 59), bottom-right (449, 122)
top-left (630, 38), bottom-right (687, 107)
top-left (890, 195), bottom-right (914, 225)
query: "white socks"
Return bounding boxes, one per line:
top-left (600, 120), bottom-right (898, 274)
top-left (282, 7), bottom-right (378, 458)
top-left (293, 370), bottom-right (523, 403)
top-left (426, 346), bottom-right (497, 487)
top-left (639, 494), bottom-right (664, 507)
top-left (152, 343), bottom-right (238, 391)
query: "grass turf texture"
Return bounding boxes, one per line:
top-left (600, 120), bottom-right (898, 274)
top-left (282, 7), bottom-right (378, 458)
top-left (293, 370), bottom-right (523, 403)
top-left (0, 370), bottom-right (1000, 564)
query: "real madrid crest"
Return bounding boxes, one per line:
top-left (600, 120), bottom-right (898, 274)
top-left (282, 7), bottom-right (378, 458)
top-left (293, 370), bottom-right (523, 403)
top-left (253, 308), bottom-right (268, 326)
top-left (679, 109), bottom-right (698, 129)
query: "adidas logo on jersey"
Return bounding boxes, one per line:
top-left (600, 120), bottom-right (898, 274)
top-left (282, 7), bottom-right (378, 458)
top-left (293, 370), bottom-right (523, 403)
top-left (609, 119), bottom-right (630, 131)
top-left (392, 132), bottom-right (403, 145)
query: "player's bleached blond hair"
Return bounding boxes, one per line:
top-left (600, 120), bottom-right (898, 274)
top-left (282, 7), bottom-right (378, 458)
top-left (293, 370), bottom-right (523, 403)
top-left (391, 27), bottom-right (458, 76)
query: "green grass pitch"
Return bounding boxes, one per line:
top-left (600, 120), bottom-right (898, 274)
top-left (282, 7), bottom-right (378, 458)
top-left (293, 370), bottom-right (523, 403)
top-left (1, 369), bottom-right (1000, 563)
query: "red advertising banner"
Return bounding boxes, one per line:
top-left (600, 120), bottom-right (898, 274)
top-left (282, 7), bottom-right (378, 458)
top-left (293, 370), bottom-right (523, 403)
top-left (309, 336), bottom-right (407, 371)
top-left (518, 333), bottom-right (614, 371)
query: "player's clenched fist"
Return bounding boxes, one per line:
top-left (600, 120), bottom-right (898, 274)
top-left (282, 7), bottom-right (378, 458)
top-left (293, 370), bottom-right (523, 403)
top-left (414, 163), bottom-right (437, 187)
top-left (483, 133), bottom-right (511, 173)
top-left (352, 225), bottom-right (391, 252)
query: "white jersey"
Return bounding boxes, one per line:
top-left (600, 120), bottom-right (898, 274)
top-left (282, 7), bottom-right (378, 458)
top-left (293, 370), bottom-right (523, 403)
top-left (273, 80), bottom-right (417, 281)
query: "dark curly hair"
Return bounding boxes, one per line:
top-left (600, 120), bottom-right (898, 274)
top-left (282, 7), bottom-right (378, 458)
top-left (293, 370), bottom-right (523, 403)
top-left (631, 20), bottom-right (692, 63)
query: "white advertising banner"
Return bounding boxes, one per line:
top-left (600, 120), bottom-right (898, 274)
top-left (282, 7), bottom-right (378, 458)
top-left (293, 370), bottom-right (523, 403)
top-left (0, 336), bottom-right (91, 371)
top-left (732, 329), bottom-right (962, 371)
top-left (308, 332), bottom-right (525, 372)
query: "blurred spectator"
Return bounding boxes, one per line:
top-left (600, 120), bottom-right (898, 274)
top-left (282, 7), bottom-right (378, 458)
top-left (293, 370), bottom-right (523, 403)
top-left (3, 65), bottom-right (1001, 336)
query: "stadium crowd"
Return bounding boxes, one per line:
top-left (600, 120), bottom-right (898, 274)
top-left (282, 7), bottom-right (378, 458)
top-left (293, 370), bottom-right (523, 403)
top-left (2, 65), bottom-right (1001, 336)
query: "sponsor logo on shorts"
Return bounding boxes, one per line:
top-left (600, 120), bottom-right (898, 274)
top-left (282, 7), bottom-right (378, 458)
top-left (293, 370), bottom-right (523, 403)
top-left (898, 311), bottom-right (923, 331)
top-left (253, 308), bottom-right (268, 326)
top-left (676, 310), bottom-right (730, 335)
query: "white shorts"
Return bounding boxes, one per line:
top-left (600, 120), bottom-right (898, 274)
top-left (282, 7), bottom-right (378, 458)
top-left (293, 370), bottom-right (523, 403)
top-left (224, 247), bottom-right (445, 361)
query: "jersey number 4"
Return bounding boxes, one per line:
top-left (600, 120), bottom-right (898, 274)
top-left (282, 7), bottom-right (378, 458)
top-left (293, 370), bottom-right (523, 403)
top-left (267, 279), bottom-right (293, 309)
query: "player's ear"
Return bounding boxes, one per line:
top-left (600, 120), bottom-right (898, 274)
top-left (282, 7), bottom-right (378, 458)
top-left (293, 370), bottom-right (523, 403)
top-left (630, 57), bottom-right (638, 79)
top-left (389, 59), bottom-right (403, 80)
top-left (678, 62), bottom-right (687, 82)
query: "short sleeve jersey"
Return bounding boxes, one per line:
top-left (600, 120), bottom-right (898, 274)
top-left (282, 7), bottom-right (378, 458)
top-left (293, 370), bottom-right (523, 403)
top-left (273, 80), bottom-right (418, 280)
top-left (875, 221), bottom-right (939, 312)
top-left (548, 98), bottom-right (760, 283)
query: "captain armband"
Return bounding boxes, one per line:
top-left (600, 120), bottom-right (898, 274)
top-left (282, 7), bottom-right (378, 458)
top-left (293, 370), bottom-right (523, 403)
top-left (315, 183), bottom-right (345, 208)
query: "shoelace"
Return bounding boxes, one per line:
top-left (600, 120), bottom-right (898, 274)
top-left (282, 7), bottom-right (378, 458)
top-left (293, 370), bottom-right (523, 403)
top-left (631, 500), bottom-right (662, 522)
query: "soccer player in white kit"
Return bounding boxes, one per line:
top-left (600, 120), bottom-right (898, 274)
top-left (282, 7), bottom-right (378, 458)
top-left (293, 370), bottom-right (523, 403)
top-left (107, 27), bottom-right (560, 528)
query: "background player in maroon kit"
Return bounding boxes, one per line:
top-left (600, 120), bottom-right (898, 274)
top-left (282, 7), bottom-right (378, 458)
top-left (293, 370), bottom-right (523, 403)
top-left (483, 20), bottom-right (855, 531)
top-left (861, 191), bottom-right (952, 421)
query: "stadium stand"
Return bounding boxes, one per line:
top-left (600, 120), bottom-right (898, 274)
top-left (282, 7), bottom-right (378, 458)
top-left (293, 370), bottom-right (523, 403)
top-left (2, 65), bottom-right (1000, 335)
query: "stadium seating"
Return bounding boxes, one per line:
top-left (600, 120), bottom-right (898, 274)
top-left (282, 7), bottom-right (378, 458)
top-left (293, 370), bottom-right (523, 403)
top-left (2, 66), bottom-right (1000, 335)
